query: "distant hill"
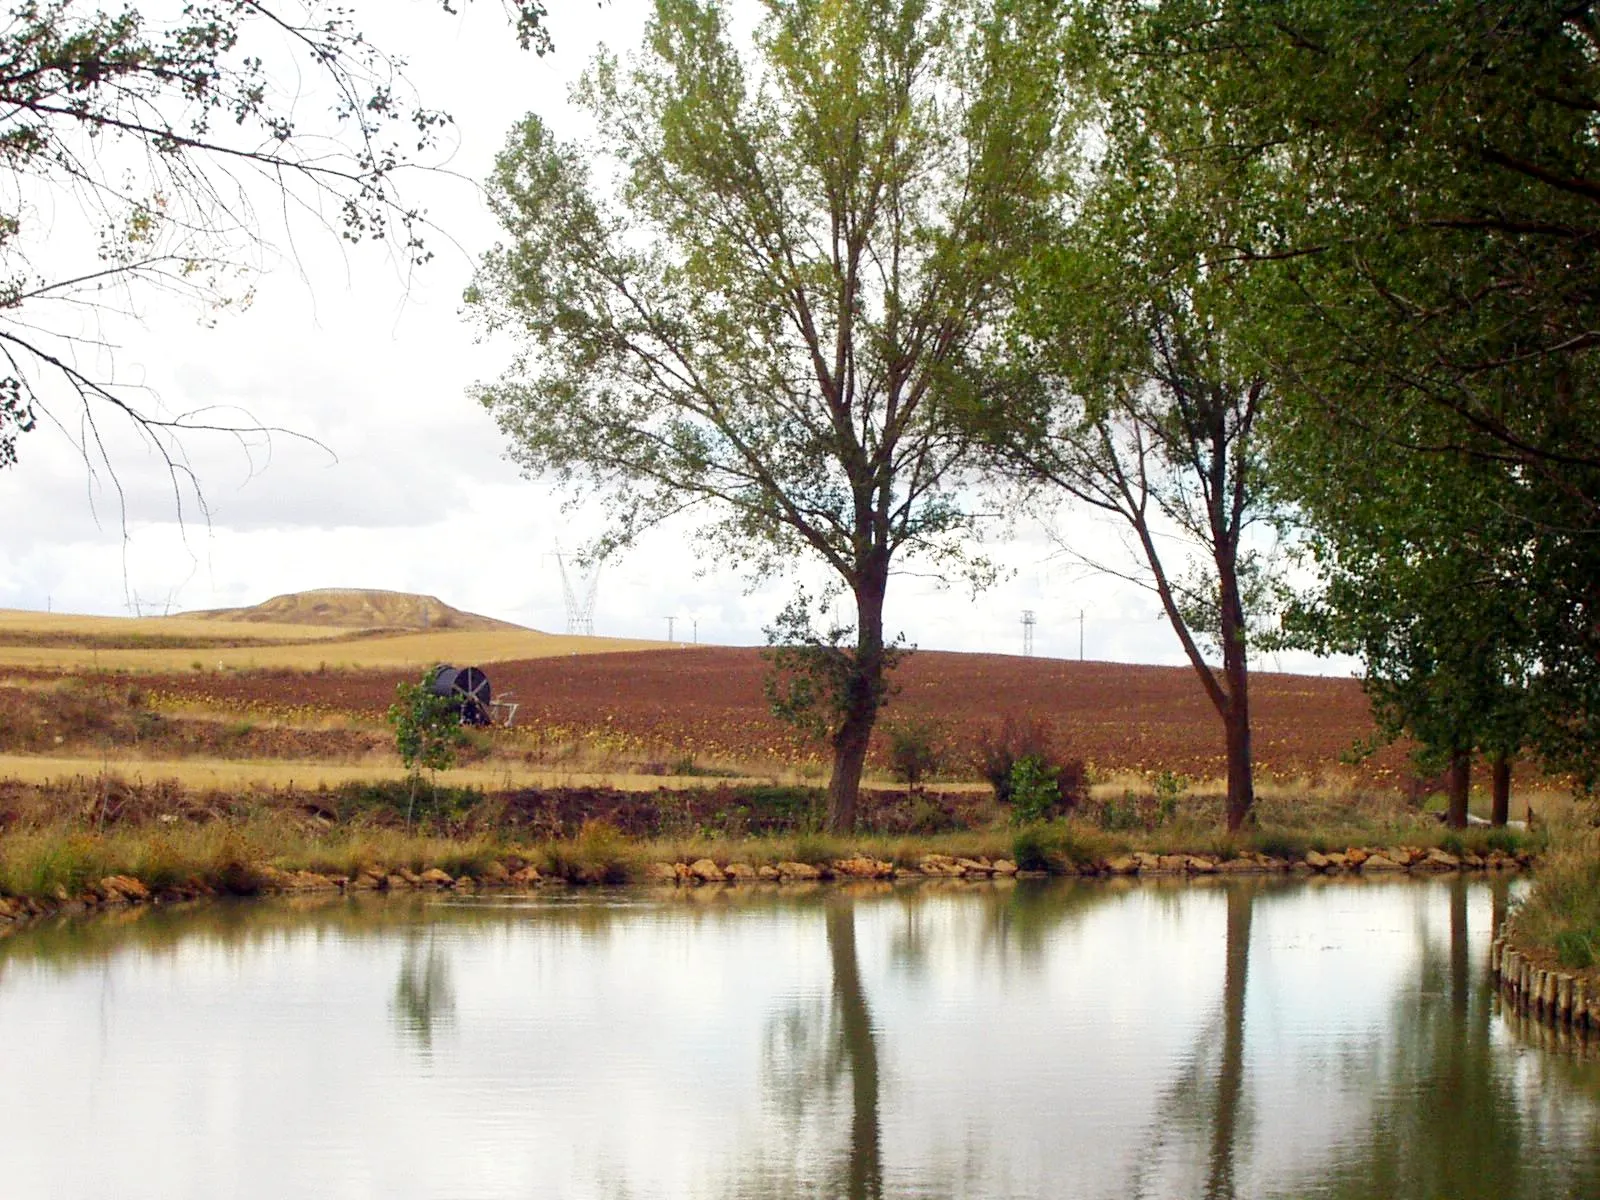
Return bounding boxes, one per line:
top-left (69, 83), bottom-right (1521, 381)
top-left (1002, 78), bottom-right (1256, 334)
top-left (181, 588), bottom-right (525, 632)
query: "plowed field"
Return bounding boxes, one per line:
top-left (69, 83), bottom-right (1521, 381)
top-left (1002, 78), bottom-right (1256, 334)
top-left (107, 648), bottom-right (1408, 784)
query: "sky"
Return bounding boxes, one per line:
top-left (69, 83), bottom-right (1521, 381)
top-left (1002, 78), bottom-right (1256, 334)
top-left (0, 0), bottom-right (1351, 676)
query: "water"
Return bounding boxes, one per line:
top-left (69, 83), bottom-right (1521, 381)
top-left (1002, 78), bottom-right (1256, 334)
top-left (1, 876), bottom-right (1598, 1199)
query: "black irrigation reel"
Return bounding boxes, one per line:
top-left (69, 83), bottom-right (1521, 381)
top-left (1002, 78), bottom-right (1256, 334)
top-left (427, 664), bottom-right (517, 727)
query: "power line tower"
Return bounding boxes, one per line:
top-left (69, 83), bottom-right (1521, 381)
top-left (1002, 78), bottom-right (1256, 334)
top-left (553, 545), bottom-right (602, 636)
top-left (1021, 609), bottom-right (1036, 657)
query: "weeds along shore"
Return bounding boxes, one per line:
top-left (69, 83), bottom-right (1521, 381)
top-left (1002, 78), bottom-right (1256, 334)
top-left (1494, 829), bottom-right (1600, 1025)
top-left (0, 774), bottom-right (1540, 925)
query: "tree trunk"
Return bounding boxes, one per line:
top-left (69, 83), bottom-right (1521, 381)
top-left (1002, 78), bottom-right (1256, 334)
top-left (827, 570), bottom-right (889, 834)
top-left (1216, 538), bottom-right (1255, 833)
top-left (1490, 753), bottom-right (1511, 827)
top-left (1445, 747), bottom-right (1471, 829)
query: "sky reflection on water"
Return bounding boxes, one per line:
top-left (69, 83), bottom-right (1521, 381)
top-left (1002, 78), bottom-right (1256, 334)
top-left (0, 876), bottom-right (1597, 1200)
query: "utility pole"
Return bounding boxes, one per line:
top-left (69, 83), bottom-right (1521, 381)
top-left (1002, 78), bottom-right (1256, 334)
top-left (1021, 610), bottom-right (1036, 658)
top-left (692, 618), bottom-right (698, 644)
top-left (667, 615), bottom-right (676, 643)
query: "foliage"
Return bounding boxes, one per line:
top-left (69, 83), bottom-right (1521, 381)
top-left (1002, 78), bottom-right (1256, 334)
top-left (974, 0), bottom-right (1290, 831)
top-left (1085, 0), bottom-right (1600, 787)
top-left (1011, 819), bottom-right (1112, 869)
top-left (884, 718), bottom-right (946, 792)
top-left (975, 715), bottom-right (1085, 809)
top-left (387, 677), bottom-right (464, 776)
top-left (761, 591), bottom-right (903, 743)
top-left (465, 0), bottom-right (1070, 830)
top-left (1513, 831), bottom-right (1600, 971)
top-left (386, 674), bottom-right (466, 828)
top-left (0, 0), bottom-right (547, 473)
top-left (1008, 755), bottom-right (1061, 826)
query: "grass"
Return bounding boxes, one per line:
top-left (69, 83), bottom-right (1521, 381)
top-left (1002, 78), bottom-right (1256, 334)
top-left (1508, 821), bottom-right (1600, 970)
top-left (0, 785), bottom-right (1542, 905)
top-left (0, 754), bottom-right (856, 794)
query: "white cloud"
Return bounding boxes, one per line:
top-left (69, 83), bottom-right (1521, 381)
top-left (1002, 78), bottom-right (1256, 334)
top-left (0, 0), bottom-right (1357, 677)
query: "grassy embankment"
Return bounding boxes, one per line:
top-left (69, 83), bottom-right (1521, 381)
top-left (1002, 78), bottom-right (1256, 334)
top-left (0, 772), bottom-right (1541, 907)
top-left (1505, 824), bottom-right (1600, 973)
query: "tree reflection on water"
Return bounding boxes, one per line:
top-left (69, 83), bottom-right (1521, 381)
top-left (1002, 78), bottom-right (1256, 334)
top-left (391, 928), bottom-right (455, 1053)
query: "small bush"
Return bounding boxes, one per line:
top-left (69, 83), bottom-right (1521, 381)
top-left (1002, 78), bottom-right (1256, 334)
top-left (976, 715), bottom-right (1086, 811)
top-left (1011, 824), bottom-right (1053, 871)
top-left (1010, 755), bottom-right (1060, 826)
top-left (1097, 794), bottom-right (1142, 832)
top-left (1011, 820), bottom-right (1112, 870)
top-left (885, 718), bottom-right (945, 791)
top-left (544, 819), bottom-right (631, 884)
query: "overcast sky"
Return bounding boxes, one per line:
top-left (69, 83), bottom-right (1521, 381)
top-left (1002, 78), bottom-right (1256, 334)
top-left (0, 0), bottom-right (1350, 675)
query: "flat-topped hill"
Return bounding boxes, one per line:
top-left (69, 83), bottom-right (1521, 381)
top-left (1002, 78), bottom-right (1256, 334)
top-left (182, 588), bottom-right (524, 632)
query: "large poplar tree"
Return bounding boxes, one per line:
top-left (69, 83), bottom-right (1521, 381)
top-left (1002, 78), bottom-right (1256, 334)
top-left (467, 0), bottom-right (1066, 830)
top-left (980, 0), bottom-right (1284, 831)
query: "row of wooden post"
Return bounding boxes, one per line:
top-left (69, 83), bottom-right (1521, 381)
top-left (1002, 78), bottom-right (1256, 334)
top-left (1491, 937), bottom-right (1598, 1030)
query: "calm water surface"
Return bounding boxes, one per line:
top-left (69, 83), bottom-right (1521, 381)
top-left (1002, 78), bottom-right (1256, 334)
top-left (1, 876), bottom-right (1597, 1199)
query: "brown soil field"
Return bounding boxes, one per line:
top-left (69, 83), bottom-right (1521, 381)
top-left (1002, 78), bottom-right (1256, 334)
top-left (88, 647), bottom-right (1413, 785)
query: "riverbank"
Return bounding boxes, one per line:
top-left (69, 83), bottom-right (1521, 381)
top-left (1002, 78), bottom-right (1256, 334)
top-left (1490, 828), bottom-right (1600, 1034)
top-left (0, 809), bottom-right (1535, 931)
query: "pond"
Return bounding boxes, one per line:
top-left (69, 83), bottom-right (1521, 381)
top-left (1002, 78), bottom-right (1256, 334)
top-left (0, 876), bottom-right (1597, 1199)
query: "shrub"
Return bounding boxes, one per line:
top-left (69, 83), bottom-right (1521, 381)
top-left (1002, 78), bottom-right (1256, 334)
top-left (1009, 755), bottom-right (1060, 826)
top-left (1011, 820), bottom-right (1112, 870)
top-left (975, 715), bottom-right (1086, 811)
top-left (1011, 824), bottom-right (1053, 871)
top-left (885, 718), bottom-right (945, 792)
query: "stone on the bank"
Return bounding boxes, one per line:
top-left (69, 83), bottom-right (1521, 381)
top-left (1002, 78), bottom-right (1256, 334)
top-left (1424, 849), bottom-right (1461, 869)
top-left (1345, 848), bottom-right (1369, 866)
top-left (1304, 851), bottom-right (1331, 871)
top-left (1217, 858), bottom-right (1259, 874)
top-left (101, 875), bottom-right (150, 902)
top-left (992, 860), bottom-right (1018, 876)
top-left (419, 868), bottom-right (454, 888)
top-left (834, 857), bottom-right (889, 879)
top-left (778, 861), bottom-right (821, 880)
top-left (919, 855), bottom-right (962, 877)
top-left (1362, 853), bottom-right (1404, 871)
top-left (689, 858), bottom-right (726, 883)
top-left (956, 858), bottom-right (993, 876)
top-left (1105, 855), bottom-right (1139, 875)
top-left (510, 865), bottom-right (541, 885)
top-left (645, 862), bottom-right (679, 883)
top-left (1186, 856), bottom-right (1217, 874)
top-left (724, 862), bottom-right (757, 881)
top-left (757, 864), bottom-right (782, 881)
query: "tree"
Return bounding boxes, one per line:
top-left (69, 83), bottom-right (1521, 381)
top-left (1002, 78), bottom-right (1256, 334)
top-left (1099, 0), bottom-right (1600, 790)
top-left (466, 0), bottom-right (1067, 831)
top-left (0, 0), bottom-right (550, 486)
top-left (386, 673), bottom-right (465, 828)
top-left (979, 4), bottom-right (1283, 831)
